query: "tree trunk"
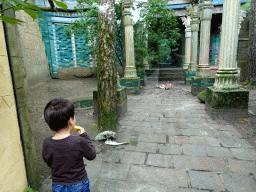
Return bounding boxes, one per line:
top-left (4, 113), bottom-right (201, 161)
top-left (246, 0), bottom-right (256, 81)
top-left (97, 0), bottom-right (117, 131)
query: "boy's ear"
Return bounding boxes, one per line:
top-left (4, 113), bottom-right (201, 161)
top-left (69, 117), bottom-right (75, 125)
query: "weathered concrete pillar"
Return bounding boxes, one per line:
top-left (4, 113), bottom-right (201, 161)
top-left (197, 0), bottom-right (213, 77)
top-left (188, 4), bottom-right (200, 72)
top-left (120, 0), bottom-right (140, 94)
top-left (0, 20), bottom-right (28, 192)
top-left (214, 0), bottom-right (240, 89)
top-left (191, 0), bottom-right (215, 96)
top-left (205, 0), bottom-right (249, 118)
top-left (185, 3), bottom-right (200, 84)
top-left (181, 15), bottom-right (191, 70)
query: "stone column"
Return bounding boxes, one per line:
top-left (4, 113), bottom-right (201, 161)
top-left (181, 15), bottom-right (191, 70)
top-left (191, 0), bottom-right (214, 96)
top-left (205, 0), bottom-right (249, 118)
top-left (123, 0), bottom-right (137, 78)
top-left (143, 23), bottom-right (149, 70)
top-left (214, 0), bottom-right (240, 89)
top-left (120, 0), bottom-right (140, 94)
top-left (188, 3), bottom-right (200, 72)
top-left (197, 0), bottom-right (213, 77)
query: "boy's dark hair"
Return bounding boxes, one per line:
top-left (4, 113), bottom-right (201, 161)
top-left (44, 98), bottom-right (75, 132)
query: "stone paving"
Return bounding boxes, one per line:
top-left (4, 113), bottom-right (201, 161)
top-left (39, 80), bottom-right (256, 192)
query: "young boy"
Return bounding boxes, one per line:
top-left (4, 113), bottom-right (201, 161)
top-left (42, 98), bottom-right (96, 192)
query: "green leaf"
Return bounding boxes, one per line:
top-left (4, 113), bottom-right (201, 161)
top-left (0, 15), bottom-right (23, 24)
top-left (24, 8), bottom-right (38, 20)
top-left (241, 0), bottom-right (251, 10)
top-left (24, 2), bottom-right (43, 12)
top-left (32, 11), bottom-right (44, 19)
top-left (11, 0), bottom-right (28, 7)
top-left (13, 5), bottom-right (23, 11)
top-left (53, 0), bottom-right (68, 10)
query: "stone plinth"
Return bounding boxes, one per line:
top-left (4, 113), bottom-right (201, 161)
top-left (93, 86), bottom-right (127, 117)
top-left (191, 76), bottom-right (215, 96)
top-left (205, 87), bottom-right (249, 118)
top-left (137, 72), bottom-right (146, 86)
top-left (185, 71), bottom-right (196, 85)
top-left (120, 77), bottom-right (140, 95)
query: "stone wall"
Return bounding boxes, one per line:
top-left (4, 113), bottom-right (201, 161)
top-left (14, 2), bottom-right (50, 87)
top-left (0, 21), bottom-right (27, 192)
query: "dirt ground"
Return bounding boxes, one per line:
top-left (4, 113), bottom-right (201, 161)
top-left (26, 76), bottom-right (256, 184)
top-left (225, 86), bottom-right (256, 147)
top-left (27, 77), bottom-right (100, 182)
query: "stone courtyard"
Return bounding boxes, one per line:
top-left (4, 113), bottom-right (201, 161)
top-left (30, 77), bottom-right (256, 192)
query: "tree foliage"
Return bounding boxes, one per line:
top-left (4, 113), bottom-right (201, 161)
top-left (65, 0), bottom-right (123, 66)
top-left (135, 0), bottom-right (181, 65)
top-left (241, 0), bottom-right (251, 10)
top-left (0, 0), bottom-right (67, 24)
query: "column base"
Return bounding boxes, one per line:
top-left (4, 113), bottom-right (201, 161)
top-left (137, 72), bottom-right (147, 86)
top-left (120, 77), bottom-right (140, 95)
top-left (93, 86), bottom-right (127, 118)
top-left (205, 87), bottom-right (249, 118)
top-left (191, 76), bottom-right (215, 96)
top-left (185, 71), bottom-right (196, 85)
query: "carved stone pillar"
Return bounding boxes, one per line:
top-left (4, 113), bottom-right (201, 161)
top-left (120, 0), bottom-right (140, 94)
top-left (214, 0), bottom-right (240, 89)
top-left (191, 0), bottom-right (215, 96)
top-left (122, 0), bottom-right (137, 78)
top-left (205, 0), bottom-right (249, 118)
top-left (185, 3), bottom-right (200, 84)
top-left (187, 3), bottom-right (200, 72)
top-left (181, 15), bottom-right (191, 70)
top-left (197, 0), bottom-right (213, 77)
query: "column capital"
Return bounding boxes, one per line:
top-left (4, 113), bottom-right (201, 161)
top-left (181, 16), bottom-right (191, 31)
top-left (199, 0), bottom-right (213, 21)
top-left (122, 0), bottom-right (133, 17)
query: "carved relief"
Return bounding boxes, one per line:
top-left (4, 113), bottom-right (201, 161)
top-left (239, 10), bottom-right (247, 35)
top-left (181, 16), bottom-right (191, 32)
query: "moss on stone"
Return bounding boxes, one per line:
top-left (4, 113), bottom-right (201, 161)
top-left (197, 89), bottom-right (207, 103)
top-left (206, 87), bottom-right (249, 109)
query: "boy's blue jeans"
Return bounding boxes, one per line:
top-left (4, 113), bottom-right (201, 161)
top-left (52, 177), bottom-right (90, 192)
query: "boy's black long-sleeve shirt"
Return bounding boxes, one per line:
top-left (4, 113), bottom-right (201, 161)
top-left (42, 132), bottom-right (96, 185)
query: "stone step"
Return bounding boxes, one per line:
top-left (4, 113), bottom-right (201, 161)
top-left (146, 68), bottom-right (186, 81)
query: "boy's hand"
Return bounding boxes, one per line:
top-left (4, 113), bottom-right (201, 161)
top-left (74, 126), bottom-right (86, 135)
